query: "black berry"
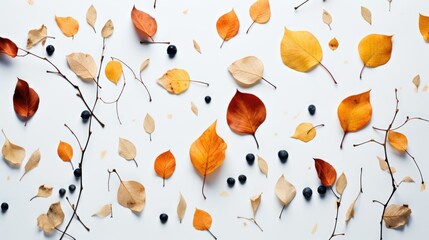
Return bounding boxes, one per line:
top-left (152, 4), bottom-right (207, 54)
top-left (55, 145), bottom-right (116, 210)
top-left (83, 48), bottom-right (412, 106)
top-left (1, 202), bottom-right (9, 212)
top-left (308, 104), bottom-right (316, 115)
top-left (74, 168), bottom-right (82, 178)
top-left (204, 96), bottom-right (211, 104)
top-left (68, 184), bottom-right (76, 193)
top-left (238, 174), bottom-right (247, 184)
top-left (59, 188), bottom-right (66, 197)
top-left (46, 45), bottom-right (55, 56)
top-left (245, 153), bottom-right (255, 165)
top-left (303, 187), bottom-right (313, 200)
top-left (167, 45), bottom-right (177, 58)
top-left (81, 110), bottom-right (91, 122)
top-left (227, 177), bottom-right (235, 187)
top-left (317, 185), bottom-right (327, 195)
top-left (159, 213), bottom-right (168, 223)
top-left (278, 150), bottom-right (289, 163)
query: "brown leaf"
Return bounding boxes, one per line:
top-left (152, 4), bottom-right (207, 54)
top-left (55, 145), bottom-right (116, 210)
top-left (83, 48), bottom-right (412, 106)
top-left (412, 75), bottom-right (420, 91)
top-left (421, 183), bottom-right (426, 192)
top-left (250, 193), bottom-right (262, 217)
top-left (66, 53), bottom-right (98, 82)
top-left (140, 58), bottom-right (150, 72)
top-left (37, 202), bottom-right (64, 233)
top-left (345, 194), bottom-right (360, 223)
top-left (86, 5), bottom-right (97, 33)
top-left (27, 25), bottom-right (48, 49)
top-left (13, 78), bottom-right (40, 124)
top-left (329, 37), bottom-right (339, 50)
top-left (131, 6), bottom-right (157, 41)
top-left (228, 56), bottom-right (265, 88)
top-left (383, 204), bottom-right (411, 229)
top-left (336, 172), bottom-right (347, 196)
top-left (92, 204), bottom-right (112, 218)
top-left (322, 9), bottom-right (332, 30)
top-left (314, 158), bottom-right (337, 187)
top-left (20, 149), bottom-right (41, 180)
top-left (177, 193), bottom-right (187, 223)
top-left (154, 150), bottom-right (176, 187)
top-left (258, 155), bottom-right (268, 177)
top-left (101, 20), bottom-right (114, 38)
top-left (31, 184), bottom-right (53, 201)
top-left (400, 176), bottom-right (415, 183)
top-left (2, 130), bottom-right (26, 167)
top-left (227, 90), bottom-right (266, 148)
top-left (191, 102), bottom-right (199, 116)
top-left (118, 180), bottom-right (146, 212)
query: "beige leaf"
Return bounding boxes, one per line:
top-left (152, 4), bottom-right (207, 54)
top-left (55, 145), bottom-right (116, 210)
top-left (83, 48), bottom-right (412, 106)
top-left (86, 5), bottom-right (97, 33)
top-left (412, 75), bottom-right (420, 91)
top-left (361, 6), bottom-right (372, 25)
top-left (140, 58), bottom-right (150, 72)
top-left (27, 25), bottom-right (48, 49)
top-left (20, 149), bottom-right (41, 181)
top-left (193, 39), bottom-right (202, 54)
top-left (31, 184), bottom-right (53, 201)
top-left (143, 113), bottom-right (155, 141)
top-left (291, 122), bottom-right (317, 142)
top-left (275, 174), bottom-right (296, 206)
top-left (377, 156), bottom-right (396, 173)
top-left (2, 130), bottom-right (26, 167)
top-left (37, 202), bottom-right (64, 233)
top-left (118, 180), bottom-right (146, 212)
top-left (336, 172), bottom-right (347, 196)
top-left (250, 193), bottom-right (262, 217)
top-left (423, 84), bottom-right (428, 92)
top-left (101, 19), bottom-right (114, 38)
top-left (383, 204), bottom-right (411, 229)
top-left (92, 204), bottom-right (112, 218)
top-left (421, 182), bottom-right (426, 192)
top-left (258, 155), bottom-right (268, 177)
top-left (345, 197), bottom-right (358, 222)
top-left (191, 102), bottom-right (198, 116)
top-left (228, 56), bottom-right (264, 87)
top-left (401, 176), bottom-right (415, 183)
top-left (177, 193), bottom-right (187, 223)
top-left (311, 224), bottom-right (318, 235)
top-left (66, 53), bottom-right (97, 82)
top-left (118, 138), bottom-right (137, 166)
top-left (322, 9), bottom-right (332, 30)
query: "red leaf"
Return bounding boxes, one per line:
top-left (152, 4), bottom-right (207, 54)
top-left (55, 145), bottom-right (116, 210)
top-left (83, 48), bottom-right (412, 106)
top-left (0, 37), bottom-right (18, 58)
top-left (313, 158), bottom-right (337, 187)
top-left (13, 78), bottom-right (40, 125)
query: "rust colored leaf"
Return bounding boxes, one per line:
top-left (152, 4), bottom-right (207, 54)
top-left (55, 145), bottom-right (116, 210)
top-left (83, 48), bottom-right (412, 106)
top-left (337, 90), bottom-right (372, 148)
top-left (0, 37), bottom-right (18, 57)
top-left (314, 158), bottom-right (337, 187)
top-left (154, 150), bottom-right (176, 187)
top-left (329, 37), bottom-right (339, 50)
top-left (387, 130), bottom-right (408, 154)
top-left (57, 141), bottom-right (73, 162)
top-left (13, 79), bottom-right (40, 125)
top-left (227, 90), bottom-right (266, 149)
top-left (131, 6), bottom-right (157, 41)
top-left (216, 9), bottom-right (240, 47)
top-left (55, 16), bottom-right (79, 38)
top-left (190, 121), bottom-right (227, 199)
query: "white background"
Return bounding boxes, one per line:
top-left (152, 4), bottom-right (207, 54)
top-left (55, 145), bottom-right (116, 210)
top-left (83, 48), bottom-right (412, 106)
top-left (1, 0), bottom-right (429, 239)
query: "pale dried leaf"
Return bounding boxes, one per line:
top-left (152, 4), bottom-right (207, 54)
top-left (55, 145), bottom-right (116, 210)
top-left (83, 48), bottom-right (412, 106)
top-left (383, 204), bottom-right (411, 229)
top-left (28, 0), bottom-right (34, 5)
top-left (228, 56), bottom-right (264, 87)
top-left (412, 75), bottom-right (420, 90)
top-left (140, 58), bottom-right (150, 72)
top-left (118, 181), bottom-right (146, 212)
top-left (118, 137), bottom-right (137, 161)
top-left (32, 184), bottom-right (53, 200)
top-left (86, 5), bottom-right (97, 33)
top-left (143, 113), bottom-right (155, 141)
top-left (92, 204), bottom-right (112, 218)
top-left (377, 156), bottom-right (396, 173)
top-left (401, 176), bottom-right (415, 183)
top-left (361, 6), bottom-right (372, 25)
top-left (27, 25), bottom-right (48, 49)
top-left (177, 193), bottom-right (187, 223)
top-left (421, 183), bottom-right (426, 191)
top-left (322, 9), bottom-right (332, 30)
top-left (275, 174), bottom-right (296, 206)
top-left (336, 172), bottom-right (347, 196)
top-left (2, 130), bottom-right (26, 167)
top-left (20, 149), bottom-right (41, 180)
top-left (258, 155), bottom-right (268, 177)
top-left (250, 193), bottom-right (262, 217)
top-left (345, 198), bottom-right (358, 222)
top-left (193, 39), bottom-right (202, 54)
top-left (66, 53), bottom-right (97, 82)
top-left (311, 224), bottom-right (318, 235)
top-left (423, 84), bottom-right (428, 92)
top-left (37, 202), bottom-right (64, 233)
top-left (101, 20), bottom-right (114, 38)
top-left (191, 102), bottom-right (198, 116)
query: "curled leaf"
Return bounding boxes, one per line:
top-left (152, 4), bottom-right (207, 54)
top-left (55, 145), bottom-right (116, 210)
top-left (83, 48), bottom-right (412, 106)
top-left (247, 0), bottom-right (271, 33)
top-left (27, 25), bottom-right (48, 49)
top-left (158, 68), bottom-right (190, 94)
top-left (329, 37), bottom-right (339, 51)
top-left (1, 130), bottom-right (26, 167)
top-left (118, 137), bottom-right (137, 167)
top-left (177, 193), bottom-right (187, 223)
top-left (13, 78), bottom-right (40, 124)
top-left (387, 130), bottom-right (408, 153)
top-left (105, 60), bottom-right (123, 84)
top-left (419, 14), bottom-right (429, 42)
top-left (228, 56), bottom-right (267, 88)
top-left (143, 113), bottom-right (155, 141)
top-left (131, 6), bottom-right (157, 41)
top-left (401, 176), bottom-right (415, 183)
top-left (154, 150), bottom-right (176, 187)
top-left (31, 184), bottom-right (53, 201)
top-left (383, 204), bottom-right (411, 229)
top-left (66, 53), bottom-right (98, 82)
top-left (57, 141), bottom-right (73, 162)
top-left (0, 37), bottom-right (18, 57)
top-left (361, 6), bottom-right (372, 25)
top-left (336, 172), bottom-right (347, 196)
top-left (55, 16), bottom-right (79, 38)
top-left (37, 202), bottom-right (64, 233)
top-left (20, 149), bottom-right (41, 180)
top-left (118, 180), bottom-right (146, 212)
top-left (86, 5), bottom-right (97, 33)
top-left (358, 34), bottom-right (393, 79)
top-left (101, 20), bottom-right (114, 38)
top-left (377, 156), bottom-right (396, 173)
top-left (258, 155), bottom-right (268, 177)
top-left (314, 158), bottom-right (337, 187)
top-left (216, 9), bottom-right (240, 47)
top-left (322, 9), bottom-right (332, 30)
top-left (291, 122), bottom-right (317, 142)
top-left (92, 204), bottom-right (112, 218)
top-left (193, 208), bottom-right (212, 231)
top-left (250, 193), bottom-right (262, 217)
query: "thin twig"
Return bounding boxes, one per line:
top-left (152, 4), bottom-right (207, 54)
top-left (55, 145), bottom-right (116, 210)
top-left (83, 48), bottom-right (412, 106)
top-left (64, 124), bottom-right (83, 151)
top-left (100, 70), bottom-right (126, 125)
top-left (66, 197), bottom-right (90, 231)
top-left (237, 216), bottom-right (263, 231)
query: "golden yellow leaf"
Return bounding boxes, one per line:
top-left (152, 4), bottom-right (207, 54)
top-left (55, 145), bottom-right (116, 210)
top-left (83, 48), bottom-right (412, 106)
top-left (117, 180), bottom-right (146, 212)
top-left (291, 122), bottom-right (317, 142)
top-left (322, 9), bottom-right (332, 30)
top-left (250, 193), bottom-right (262, 217)
top-left (383, 204), bottom-right (411, 229)
top-left (55, 16), bottom-right (79, 38)
top-left (216, 9), bottom-right (240, 47)
top-left (66, 53), bottom-right (97, 82)
top-left (193, 208), bottom-right (212, 230)
top-left (27, 25), bottom-right (48, 49)
top-left (86, 5), bottom-right (97, 33)
top-left (361, 6), bottom-right (372, 25)
top-left (275, 174), bottom-right (296, 219)
top-left (377, 156), bottom-right (396, 174)
top-left (193, 39), bottom-right (202, 54)
top-left (20, 149), bottom-right (41, 181)
top-left (105, 60), bottom-right (123, 84)
top-left (57, 141), bottom-right (73, 162)
top-left (37, 202), bottom-right (64, 233)
top-left (258, 155), bottom-right (268, 177)
top-left (329, 37), bottom-right (339, 51)
top-left (177, 193), bottom-right (187, 223)
top-left (30, 184), bottom-right (53, 201)
top-left (154, 150), bottom-right (176, 187)
top-left (118, 137), bottom-right (138, 167)
top-left (228, 56), bottom-right (265, 87)
top-left (158, 68), bottom-right (190, 94)
top-left (247, 0), bottom-right (270, 33)
top-left (143, 113), bottom-right (155, 141)
top-left (190, 121), bottom-right (227, 199)
top-left (358, 34), bottom-right (393, 79)
top-left (419, 14), bottom-right (429, 42)
top-left (337, 90), bottom-right (372, 148)
top-left (336, 172), bottom-right (347, 196)
top-left (92, 204), bottom-right (112, 218)
top-left (2, 130), bottom-right (26, 167)
top-left (101, 19), bottom-right (114, 38)
top-left (388, 130), bottom-right (408, 153)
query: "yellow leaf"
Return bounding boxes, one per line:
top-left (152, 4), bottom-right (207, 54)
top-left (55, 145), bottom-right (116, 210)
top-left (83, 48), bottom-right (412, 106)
top-left (419, 14), bottom-right (429, 42)
top-left (258, 155), bottom-right (268, 177)
top-left (228, 56), bottom-right (265, 88)
top-left (337, 90), bottom-right (372, 148)
top-left (57, 141), bottom-right (73, 162)
top-left (177, 193), bottom-right (187, 223)
top-left (30, 184), bottom-right (53, 201)
top-left (193, 208), bottom-right (212, 231)
top-left (2, 130), bottom-right (26, 167)
top-left (20, 149), bottom-right (41, 181)
top-left (190, 121), bottom-right (227, 199)
top-left (86, 5), bottom-right (97, 33)
top-left (388, 130), bottom-right (408, 153)
top-left (105, 60), bottom-right (123, 84)
top-left (26, 25), bottom-right (48, 49)
top-left (291, 122), bottom-right (317, 142)
top-left (250, 193), bottom-right (262, 217)
top-left (66, 53), bottom-right (98, 82)
top-left (193, 39), bottom-right (202, 54)
top-left (37, 202), bottom-right (64, 233)
top-left (117, 180), bottom-right (146, 212)
top-left (247, 0), bottom-right (270, 33)
top-left (158, 68), bottom-right (190, 94)
top-left (383, 204), bottom-right (411, 229)
top-left (336, 172), bottom-right (347, 196)
top-left (322, 9), bottom-right (332, 30)
top-left (92, 204), bottom-right (112, 218)
top-left (361, 6), bottom-right (372, 25)
top-left (216, 9), bottom-right (240, 47)
top-left (101, 19), bottom-right (114, 38)
top-left (55, 16), bottom-right (79, 38)
top-left (358, 34), bottom-right (393, 79)
top-left (329, 37), bottom-right (339, 51)
top-left (154, 150), bottom-right (176, 187)
top-left (143, 113), bottom-right (155, 141)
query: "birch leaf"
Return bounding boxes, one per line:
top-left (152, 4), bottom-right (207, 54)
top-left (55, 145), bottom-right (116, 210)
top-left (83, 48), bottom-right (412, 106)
top-left (55, 16), bottom-right (79, 38)
top-left (158, 68), bottom-right (191, 94)
top-left (86, 5), bottom-right (97, 33)
top-left (228, 56), bottom-right (268, 88)
top-left (216, 9), bottom-right (240, 47)
top-left (143, 113), bottom-right (155, 141)
top-left (322, 9), bottom-right (332, 30)
top-left (250, 193), bottom-right (262, 217)
top-left (26, 24), bottom-right (48, 49)
top-left (383, 204), bottom-right (411, 229)
top-left (66, 53), bottom-right (97, 82)
top-left (258, 155), bottom-right (268, 177)
top-left (57, 141), bottom-right (73, 162)
top-left (131, 6), bottom-right (157, 41)
top-left (329, 37), bottom-right (339, 51)
top-left (412, 75), bottom-right (420, 91)
top-left (291, 122), bottom-right (317, 142)
top-left (13, 78), bottom-right (40, 124)
top-left (247, 0), bottom-right (271, 33)
top-left (361, 6), bottom-right (372, 25)
top-left (30, 184), bottom-right (53, 201)
top-left (92, 204), bottom-right (112, 218)
top-left (387, 130), bottom-right (408, 154)
top-left (177, 193), bottom-right (187, 223)
top-left (191, 102), bottom-right (198, 116)
top-left (20, 149), bottom-right (41, 180)
top-left (193, 208), bottom-right (213, 231)
top-left (101, 20), bottom-right (114, 38)
top-left (377, 156), bottom-right (396, 173)
top-left (314, 158), bottom-right (337, 187)
top-left (358, 34), bottom-right (393, 79)
top-left (336, 172), bottom-right (347, 196)
top-left (193, 39), bottom-right (202, 54)
top-left (37, 202), bottom-right (64, 233)
top-left (275, 174), bottom-right (296, 218)
top-left (2, 130), bottom-right (26, 167)
top-left (118, 138), bottom-right (138, 167)
top-left (140, 58), bottom-right (150, 72)
top-left (117, 180), bottom-right (146, 212)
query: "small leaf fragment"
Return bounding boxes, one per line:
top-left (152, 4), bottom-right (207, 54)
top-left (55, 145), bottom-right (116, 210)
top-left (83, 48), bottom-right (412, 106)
top-left (383, 204), bottom-right (411, 229)
top-left (361, 6), bottom-right (372, 25)
top-left (27, 25), bottom-right (48, 49)
top-left (193, 39), bottom-right (202, 54)
top-left (92, 204), bottom-right (112, 218)
top-left (2, 130), bottom-right (26, 167)
top-left (20, 149), bottom-right (41, 180)
top-left (86, 5), bottom-right (97, 33)
top-left (101, 20), bottom-right (114, 38)
top-left (421, 182), bottom-right (426, 191)
top-left (419, 14), bottom-right (429, 42)
top-left (258, 155), bottom-right (268, 177)
top-left (191, 102), bottom-right (199, 116)
top-left (412, 75), bottom-right (420, 90)
top-left (322, 9), bottom-right (332, 30)
top-left (250, 193), bottom-right (262, 217)
top-left (177, 193), bottom-right (187, 223)
top-left (329, 37), bottom-right (339, 50)
top-left (401, 176), bottom-right (415, 183)
top-left (336, 172), bottom-right (347, 196)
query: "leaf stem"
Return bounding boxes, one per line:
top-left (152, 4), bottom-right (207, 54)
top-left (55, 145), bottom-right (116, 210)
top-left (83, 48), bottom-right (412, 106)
top-left (340, 132), bottom-right (347, 149)
top-left (220, 39), bottom-right (226, 48)
top-left (202, 175), bottom-right (207, 200)
top-left (278, 205), bottom-right (286, 219)
top-left (246, 21), bottom-right (256, 34)
top-left (140, 41), bottom-right (170, 44)
top-left (294, 0), bottom-right (310, 10)
top-left (353, 139), bottom-right (383, 147)
top-left (132, 158), bottom-right (139, 168)
top-left (261, 77), bottom-right (277, 89)
top-left (153, 0), bottom-right (157, 8)
top-left (252, 133), bottom-right (260, 149)
top-left (237, 216), bottom-right (263, 231)
top-left (359, 65), bottom-right (365, 79)
top-left (206, 229), bottom-right (217, 240)
top-left (307, 123), bottom-right (325, 134)
top-left (64, 124), bottom-right (83, 151)
top-left (319, 62), bottom-right (337, 84)
top-left (405, 150), bottom-right (424, 185)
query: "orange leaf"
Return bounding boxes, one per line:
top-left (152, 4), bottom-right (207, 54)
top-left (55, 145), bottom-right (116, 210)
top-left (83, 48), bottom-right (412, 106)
top-left (154, 150), bottom-right (176, 187)
top-left (55, 16), bottom-right (79, 38)
top-left (131, 6), bottom-right (157, 41)
top-left (13, 78), bottom-right (40, 125)
top-left (216, 9), bottom-right (240, 47)
top-left (337, 90), bottom-right (372, 148)
top-left (314, 158), bottom-right (337, 187)
top-left (247, 0), bottom-right (271, 33)
top-left (193, 208), bottom-right (213, 231)
top-left (57, 141), bottom-right (73, 162)
top-left (388, 131), bottom-right (408, 153)
top-left (227, 90), bottom-right (266, 149)
top-left (190, 121), bottom-right (227, 199)
top-left (0, 37), bottom-right (18, 58)
top-left (419, 14), bottom-right (429, 42)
